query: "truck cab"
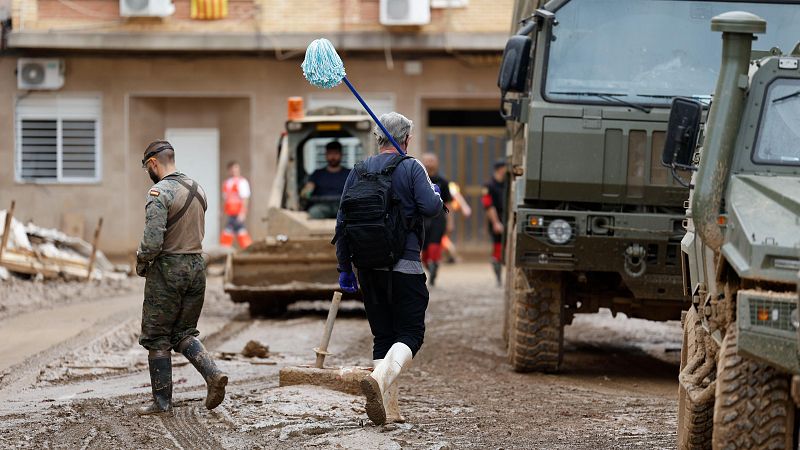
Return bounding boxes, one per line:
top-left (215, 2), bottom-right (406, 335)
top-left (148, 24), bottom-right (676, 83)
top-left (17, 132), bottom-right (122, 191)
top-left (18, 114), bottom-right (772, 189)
top-left (499, 0), bottom-right (800, 372)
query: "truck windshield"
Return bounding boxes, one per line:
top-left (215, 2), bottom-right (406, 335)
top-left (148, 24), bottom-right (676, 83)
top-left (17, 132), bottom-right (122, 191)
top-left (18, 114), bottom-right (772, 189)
top-left (754, 78), bottom-right (800, 165)
top-left (545, 0), bottom-right (800, 106)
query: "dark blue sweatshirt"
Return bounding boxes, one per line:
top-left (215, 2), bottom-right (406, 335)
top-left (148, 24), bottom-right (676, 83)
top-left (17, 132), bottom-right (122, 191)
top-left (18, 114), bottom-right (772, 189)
top-left (335, 152), bottom-right (444, 272)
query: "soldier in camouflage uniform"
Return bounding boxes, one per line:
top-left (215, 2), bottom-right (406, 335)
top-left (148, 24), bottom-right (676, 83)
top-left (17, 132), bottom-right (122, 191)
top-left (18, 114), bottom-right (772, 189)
top-left (135, 140), bottom-right (228, 415)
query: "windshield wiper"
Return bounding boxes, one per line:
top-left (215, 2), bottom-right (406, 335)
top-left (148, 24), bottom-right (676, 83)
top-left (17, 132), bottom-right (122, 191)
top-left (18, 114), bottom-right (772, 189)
top-left (772, 89), bottom-right (800, 104)
top-left (549, 91), bottom-right (651, 113)
top-left (637, 93), bottom-right (712, 106)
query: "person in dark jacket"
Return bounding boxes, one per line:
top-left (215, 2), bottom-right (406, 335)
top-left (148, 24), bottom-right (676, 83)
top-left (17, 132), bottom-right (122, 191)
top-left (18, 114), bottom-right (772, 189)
top-left (420, 152), bottom-right (453, 286)
top-left (335, 112), bottom-right (443, 426)
top-left (483, 159), bottom-right (507, 286)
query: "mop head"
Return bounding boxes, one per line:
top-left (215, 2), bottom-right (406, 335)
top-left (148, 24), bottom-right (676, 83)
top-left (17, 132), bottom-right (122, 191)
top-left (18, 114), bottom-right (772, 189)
top-left (302, 38), bottom-right (346, 89)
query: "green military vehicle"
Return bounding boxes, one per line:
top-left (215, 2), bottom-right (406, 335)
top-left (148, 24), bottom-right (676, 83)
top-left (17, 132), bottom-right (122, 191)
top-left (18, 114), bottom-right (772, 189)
top-left (497, 0), bottom-right (800, 372)
top-left (664, 12), bottom-right (800, 450)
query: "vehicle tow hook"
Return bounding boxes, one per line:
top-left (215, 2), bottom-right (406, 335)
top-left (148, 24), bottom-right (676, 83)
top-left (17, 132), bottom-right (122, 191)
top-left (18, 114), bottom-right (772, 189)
top-left (624, 244), bottom-right (647, 278)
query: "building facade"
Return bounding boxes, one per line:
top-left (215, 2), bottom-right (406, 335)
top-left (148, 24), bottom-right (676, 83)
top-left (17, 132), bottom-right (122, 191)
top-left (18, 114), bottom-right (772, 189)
top-left (1, 0), bottom-right (511, 256)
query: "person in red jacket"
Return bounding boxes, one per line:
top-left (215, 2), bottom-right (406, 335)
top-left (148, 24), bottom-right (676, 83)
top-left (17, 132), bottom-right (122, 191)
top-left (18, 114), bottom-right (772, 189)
top-left (220, 161), bottom-right (253, 249)
top-left (482, 160), bottom-right (507, 286)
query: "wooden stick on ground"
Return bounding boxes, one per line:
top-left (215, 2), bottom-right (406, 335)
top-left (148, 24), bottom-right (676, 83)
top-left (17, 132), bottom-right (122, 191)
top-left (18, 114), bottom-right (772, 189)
top-left (85, 217), bottom-right (103, 282)
top-left (314, 291), bottom-right (343, 369)
top-left (0, 200), bottom-right (16, 263)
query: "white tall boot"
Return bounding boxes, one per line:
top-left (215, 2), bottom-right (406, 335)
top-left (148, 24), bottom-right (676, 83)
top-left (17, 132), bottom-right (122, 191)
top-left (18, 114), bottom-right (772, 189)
top-left (372, 359), bottom-right (405, 424)
top-left (362, 343), bottom-right (412, 425)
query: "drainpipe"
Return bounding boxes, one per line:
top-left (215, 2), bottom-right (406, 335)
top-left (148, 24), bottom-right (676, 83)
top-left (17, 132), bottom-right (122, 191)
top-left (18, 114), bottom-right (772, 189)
top-left (692, 11), bottom-right (765, 251)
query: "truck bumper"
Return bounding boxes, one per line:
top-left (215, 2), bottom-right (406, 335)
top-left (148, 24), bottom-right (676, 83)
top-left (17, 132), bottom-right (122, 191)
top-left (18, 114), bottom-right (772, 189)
top-left (513, 207), bottom-right (685, 302)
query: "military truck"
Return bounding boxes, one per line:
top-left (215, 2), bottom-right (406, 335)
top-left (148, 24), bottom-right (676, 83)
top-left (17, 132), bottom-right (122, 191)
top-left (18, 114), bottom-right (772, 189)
top-left (497, 0), bottom-right (800, 372)
top-left (663, 12), bottom-right (800, 449)
top-left (224, 106), bottom-right (374, 316)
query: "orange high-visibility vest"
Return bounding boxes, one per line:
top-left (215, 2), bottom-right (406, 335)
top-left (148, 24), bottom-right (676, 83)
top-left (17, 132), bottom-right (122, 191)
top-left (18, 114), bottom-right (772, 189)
top-left (223, 177), bottom-right (244, 216)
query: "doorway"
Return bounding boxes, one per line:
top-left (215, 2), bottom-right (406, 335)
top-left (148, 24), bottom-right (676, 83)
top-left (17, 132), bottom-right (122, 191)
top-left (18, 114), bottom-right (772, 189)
top-left (425, 107), bottom-right (506, 253)
top-left (166, 128), bottom-right (220, 250)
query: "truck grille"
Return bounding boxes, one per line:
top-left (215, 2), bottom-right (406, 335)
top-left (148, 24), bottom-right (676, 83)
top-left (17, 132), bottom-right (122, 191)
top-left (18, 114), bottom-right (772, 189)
top-left (739, 290), bottom-right (798, 333)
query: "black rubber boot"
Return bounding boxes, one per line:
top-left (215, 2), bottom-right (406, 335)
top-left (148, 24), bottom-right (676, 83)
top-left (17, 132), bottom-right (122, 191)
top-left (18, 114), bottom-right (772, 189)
top-left (428, 262), bottom-right (439, 286)
top-left (492, 261), bottom-right (502, 287)
top-left (177, 336), bottom-right (228, 410)
top-left (137, 351), bottom-right (173, 415)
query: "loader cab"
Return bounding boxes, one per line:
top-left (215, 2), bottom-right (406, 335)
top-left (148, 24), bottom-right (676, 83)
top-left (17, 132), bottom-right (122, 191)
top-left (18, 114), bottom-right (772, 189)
top-left (282, 109), bottom-right (375, 213)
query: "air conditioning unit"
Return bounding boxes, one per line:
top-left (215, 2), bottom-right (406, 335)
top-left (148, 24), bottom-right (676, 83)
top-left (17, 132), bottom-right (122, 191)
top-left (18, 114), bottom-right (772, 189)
top-left (120, 0), bottom-right (175, 17)
top-left (17, 58), bottom-right (64, 90)
top-left (380, 0), bottom-right (431, 26)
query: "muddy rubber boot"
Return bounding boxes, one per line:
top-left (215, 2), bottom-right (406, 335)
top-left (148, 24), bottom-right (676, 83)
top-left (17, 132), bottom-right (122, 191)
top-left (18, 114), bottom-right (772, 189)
top-left (177, 336), bottom-right (228, 410)
top-left (492, 261), bottom-right (502, 286)
top-left (137, 350), bottom-right (173, 415)
top-left (361, 343), bottom-right (412, 425)
top-left (428, 262), bottom-right (439, 287)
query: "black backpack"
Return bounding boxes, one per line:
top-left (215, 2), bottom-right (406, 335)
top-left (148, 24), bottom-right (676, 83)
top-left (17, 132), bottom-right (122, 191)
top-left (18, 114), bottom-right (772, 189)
top-left (337, 154), bottom-right (416, 269)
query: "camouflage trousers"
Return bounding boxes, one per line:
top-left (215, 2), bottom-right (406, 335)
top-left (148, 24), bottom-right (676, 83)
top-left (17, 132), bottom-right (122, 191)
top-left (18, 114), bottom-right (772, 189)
top-left (139, 254), bottom-right (206, 351)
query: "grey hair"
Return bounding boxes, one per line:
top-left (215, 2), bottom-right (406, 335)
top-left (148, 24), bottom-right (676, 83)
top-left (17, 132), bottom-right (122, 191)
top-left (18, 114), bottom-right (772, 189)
top-left (374, 112), bottom-right (413, 148)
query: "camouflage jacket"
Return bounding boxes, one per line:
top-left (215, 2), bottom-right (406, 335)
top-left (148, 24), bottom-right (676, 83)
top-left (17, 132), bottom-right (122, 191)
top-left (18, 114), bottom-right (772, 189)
top-left (137, 172), bottom-right (207, 264)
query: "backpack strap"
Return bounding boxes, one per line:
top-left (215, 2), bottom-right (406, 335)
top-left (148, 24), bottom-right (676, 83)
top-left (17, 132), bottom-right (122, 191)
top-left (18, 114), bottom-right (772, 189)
top-left (170, 177), bottom-right (208, 211)
top-left (381, 154), bottom-right (413, 175)
top-left (354, 161), bottom-right (368, 177)
top-left (164, 175), bottom-right (207, 230)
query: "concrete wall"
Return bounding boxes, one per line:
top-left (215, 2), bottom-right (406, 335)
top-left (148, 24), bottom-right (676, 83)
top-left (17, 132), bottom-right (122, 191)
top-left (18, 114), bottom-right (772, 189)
top-left (0, 54), bottom-right (500, 256)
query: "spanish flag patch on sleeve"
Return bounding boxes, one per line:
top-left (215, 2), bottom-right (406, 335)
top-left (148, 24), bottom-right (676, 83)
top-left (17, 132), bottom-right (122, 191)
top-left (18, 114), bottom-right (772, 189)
top-left (149, 189), bottom-right (160, 197)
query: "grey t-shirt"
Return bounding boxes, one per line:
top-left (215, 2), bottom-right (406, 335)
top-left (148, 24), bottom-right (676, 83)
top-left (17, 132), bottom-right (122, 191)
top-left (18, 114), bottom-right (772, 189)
top-left (374, 259), bottom-right (425, 275)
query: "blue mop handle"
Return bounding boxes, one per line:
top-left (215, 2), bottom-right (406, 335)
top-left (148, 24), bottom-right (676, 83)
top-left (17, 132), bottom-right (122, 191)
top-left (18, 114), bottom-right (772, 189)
top-left (342, 77), bottom-right (405, 156)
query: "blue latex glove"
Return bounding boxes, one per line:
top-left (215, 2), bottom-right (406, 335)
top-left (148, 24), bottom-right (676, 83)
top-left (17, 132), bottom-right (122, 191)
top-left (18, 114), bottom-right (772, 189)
top-left (338, 271), bottom-right (358, 293)
top-left (432, 183), bottom-right (441, 195)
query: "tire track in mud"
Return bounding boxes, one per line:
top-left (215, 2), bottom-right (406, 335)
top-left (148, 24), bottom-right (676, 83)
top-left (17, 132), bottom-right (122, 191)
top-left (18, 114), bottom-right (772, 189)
top-left (160, 406), bottom-right (222, 450)
top-left (0, 307), bottom-right (138, 400)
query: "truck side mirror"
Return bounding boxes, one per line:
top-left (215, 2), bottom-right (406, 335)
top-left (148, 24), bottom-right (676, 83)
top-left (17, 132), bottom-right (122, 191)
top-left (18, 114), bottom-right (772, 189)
top-left (497, 35), bottom-right (532, 94)
top-left (662, 98), bottom-right (703, 169)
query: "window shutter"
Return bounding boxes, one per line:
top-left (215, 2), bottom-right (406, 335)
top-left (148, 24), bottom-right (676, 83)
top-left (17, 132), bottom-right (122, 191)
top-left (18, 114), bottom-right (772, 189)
top-left (62, 120), bottom-right (97, 179)
top-left (20, 119), bottom-right (58, 181)
top-left (16, 94), bottom-right (101, 183)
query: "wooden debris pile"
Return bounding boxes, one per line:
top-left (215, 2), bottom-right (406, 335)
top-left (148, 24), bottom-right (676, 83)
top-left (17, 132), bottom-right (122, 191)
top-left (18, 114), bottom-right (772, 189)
top-left (0, 203), bottom-right (127, 281)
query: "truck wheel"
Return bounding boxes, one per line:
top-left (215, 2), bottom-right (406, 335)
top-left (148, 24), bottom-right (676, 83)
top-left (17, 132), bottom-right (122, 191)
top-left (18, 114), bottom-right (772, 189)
top-left (507, 269), bottom-right (564, 373)
top-left (712, 325), bottom-right (794, 450)
top-left (677, 306), bottom-right (714, 450)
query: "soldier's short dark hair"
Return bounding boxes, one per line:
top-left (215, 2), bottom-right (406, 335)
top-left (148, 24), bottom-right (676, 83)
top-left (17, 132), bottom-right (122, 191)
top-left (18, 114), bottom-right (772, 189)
top-left (227, 161), bottom-right (239, 169)
top-left (144, 140), bottom-right (175, 165)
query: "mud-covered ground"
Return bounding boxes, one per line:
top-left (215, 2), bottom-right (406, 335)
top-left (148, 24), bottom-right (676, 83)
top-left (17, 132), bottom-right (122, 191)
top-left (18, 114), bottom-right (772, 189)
top-left (0, 263), bottom-right (682, 449)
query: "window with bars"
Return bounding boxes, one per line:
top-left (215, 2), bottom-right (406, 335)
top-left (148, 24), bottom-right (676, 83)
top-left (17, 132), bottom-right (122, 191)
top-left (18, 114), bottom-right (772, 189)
top-left (16, 95), bottom-right (101, 183)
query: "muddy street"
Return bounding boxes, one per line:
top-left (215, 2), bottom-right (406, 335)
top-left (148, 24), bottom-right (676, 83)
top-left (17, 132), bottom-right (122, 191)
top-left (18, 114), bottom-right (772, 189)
top-left (0, 263), bottom-right (681, 449)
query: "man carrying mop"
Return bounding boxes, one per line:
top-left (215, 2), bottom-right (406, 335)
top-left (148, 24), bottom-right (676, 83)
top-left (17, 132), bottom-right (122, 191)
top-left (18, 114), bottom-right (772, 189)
top-left (334, 113), bottom-right (444, 425)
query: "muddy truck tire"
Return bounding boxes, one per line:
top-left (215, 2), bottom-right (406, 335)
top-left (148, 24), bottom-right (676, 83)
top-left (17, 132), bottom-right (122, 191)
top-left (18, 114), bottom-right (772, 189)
top-left (677, 306), bottom-right (714, 450)
top-left (712, 325), bottom-right (795, 450)
top-left (507, 269), bottom-right (564, 373)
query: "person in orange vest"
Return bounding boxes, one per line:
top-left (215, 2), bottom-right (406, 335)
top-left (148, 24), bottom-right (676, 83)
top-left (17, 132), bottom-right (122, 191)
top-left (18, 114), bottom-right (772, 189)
top-left (221, 161), bottom-right (253, 249)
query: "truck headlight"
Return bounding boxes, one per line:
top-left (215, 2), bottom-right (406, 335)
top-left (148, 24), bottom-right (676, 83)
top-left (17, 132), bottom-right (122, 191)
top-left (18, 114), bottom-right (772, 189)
top-left (547, 219), bottom-right (572, 245)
